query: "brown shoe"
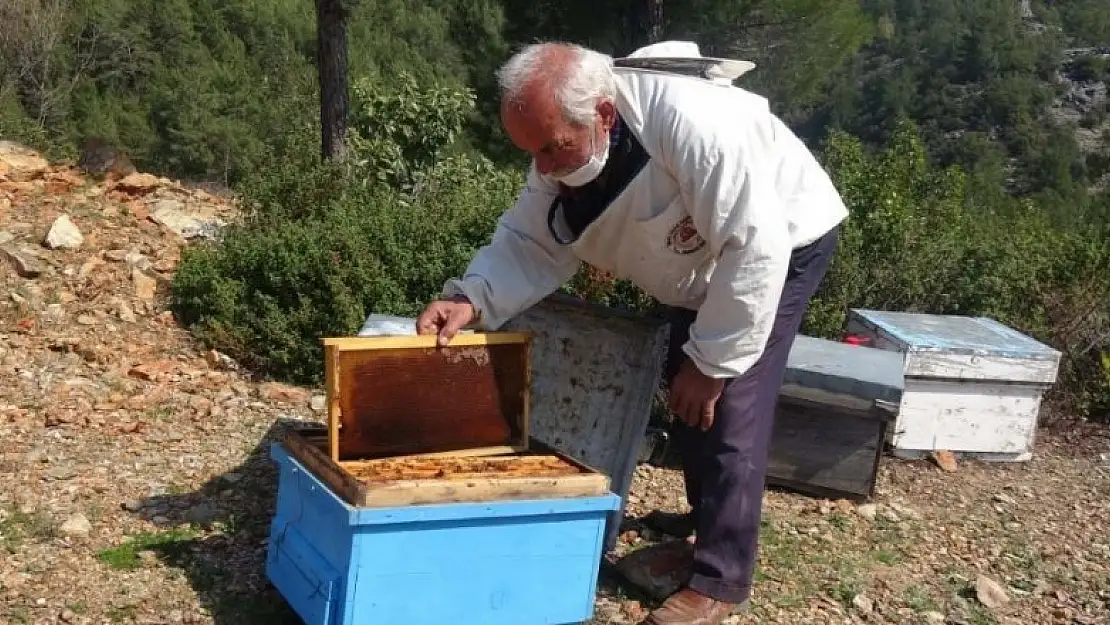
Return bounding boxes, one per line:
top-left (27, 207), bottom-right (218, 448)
top-left (640, 587), bottom-right (745, 625)
top-left (642, 510), bottom-right (697, 538)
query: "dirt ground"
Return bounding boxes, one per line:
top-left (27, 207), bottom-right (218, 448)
top-left (2, 145), bottom-right (1108, 625)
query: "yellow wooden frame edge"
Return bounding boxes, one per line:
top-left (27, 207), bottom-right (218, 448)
top-left (323, 332), bottom-right (532, 351)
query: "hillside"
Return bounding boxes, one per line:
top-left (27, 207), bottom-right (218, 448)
top-left (2, 142), bottom-right (1109, 625)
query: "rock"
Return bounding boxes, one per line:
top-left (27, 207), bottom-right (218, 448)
top-left (125, 250), bottom-right (153, 271)
top-left (975, 575), bottom-right (1010, 609)
top-left (132, 267), bottom-right (158, 300)
top-left (205, 349), bottom-right (236, 370)
top-left (46, 465), bottom-right (78, 480)
top-left (122, 499), bottom-right (144, 512)
top-left (43, 215), bottom-right (84, 250)
top-left (60, 512), bottom-right (92, 536)
top-left (0, 230), bottom-right (13, 245)
top-left (310, 394), bottom-right (327, 412)
top-left (104, 249), bottom-right (128, 262)
top-left (613, 540), bottom-right (694, 601)
top-left (112, 172), bottom-right (161, 194)
top-left (60, 608), bottom-right (76, 622)
top-left (260, 382), bottom-right (311, 405)
top-left (923, 611), bottom-right (946, 624)
top-left (118, 300), bottom-right (137, 323)
top-left (931, 450), bottom-right (958, 472)
top-left (149, 201), bottom-right (202, 236)
top-left (76, 314), bottom-right (97, 326)
top-left (2, 243), bottom-right (46, 278)
top-left (185, 503), bottom-right (220, 526)
top-left (851, 593), bottom-right (873, 614)
top-left (857, 504), bottom-right (878, 521)
top-left (0, 141), bottom-right (49, 180)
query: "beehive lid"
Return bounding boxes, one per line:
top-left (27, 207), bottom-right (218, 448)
top-left (321, 333), bottom-right (532, 462)
top-left (781, 335), bottom-right (904, 414)
top-left (849, 310), bottom-right (1061, 361)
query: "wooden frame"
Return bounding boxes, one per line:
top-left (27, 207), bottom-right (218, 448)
top-left (322, 332), bottom-right (533, 463)
top-left (283, 428), bottom-right (610, 507)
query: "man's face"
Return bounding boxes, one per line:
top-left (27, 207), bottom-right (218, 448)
top-left (501, 87), bottom-right (615, 178)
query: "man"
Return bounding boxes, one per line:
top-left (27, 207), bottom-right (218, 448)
top-left (416, 40), bottom-right (847, 625)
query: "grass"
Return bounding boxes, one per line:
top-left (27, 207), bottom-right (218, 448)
top-left (903, 584), bottom-right (940, 613)
top-left (0, 506), bottom-right (58, 552)
top-left (96, 527), bottom-right (201, 570)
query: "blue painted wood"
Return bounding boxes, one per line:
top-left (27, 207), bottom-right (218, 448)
top-left (849, 310), bottom-right (1060, 360)
top-left (783, 335), bottom-right (905, 406)
top-left (266, 443), bottom-right (621, 625)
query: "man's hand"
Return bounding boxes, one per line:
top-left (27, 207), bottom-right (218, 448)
top-left (415, 296), bottom-right (476, 346)
top-left (668, 358), bottom-right (726, 431)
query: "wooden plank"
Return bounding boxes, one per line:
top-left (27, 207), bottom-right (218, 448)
top-left (324, 332), bottom-right (532, 351)
top-left (331, 338), bottom-right (530, 460)
top-left (326, 344), bottom-right (341, 462)
top-left (766, 397), bottom-right (887, 500)
top-left (340, 469), bottom-right (610, 507)
top-left (892, 378), bottom-right (1042, 456)
top-left (283, 430), bottom-right (370, 505)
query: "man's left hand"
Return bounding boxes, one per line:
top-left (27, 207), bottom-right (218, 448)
top-left (669, 358), bottom-right (726, 431)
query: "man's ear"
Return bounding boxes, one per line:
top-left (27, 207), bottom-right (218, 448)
top-left (597, 98), bottom-right (617, 132)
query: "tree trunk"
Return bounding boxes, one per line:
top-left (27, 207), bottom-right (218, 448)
top-left (316, 0), bottom-right (349, 162)
top-left (626, 0), bottom-right (665, 52)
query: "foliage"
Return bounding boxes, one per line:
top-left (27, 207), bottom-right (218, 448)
top-left (806, 121), bottom-right (1110, 419)
top-left (171, 79), bottom-right (518, 384)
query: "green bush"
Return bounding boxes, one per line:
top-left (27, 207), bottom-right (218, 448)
top-left (808, 120), bottom-right (1110, 420)
top-left (171, 77), bottom-right (520, 384)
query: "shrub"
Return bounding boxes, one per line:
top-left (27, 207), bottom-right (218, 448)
top-left (171, 76), bottom-right (520, 384)
top-left (810, 120), bottom-right (1110, 420)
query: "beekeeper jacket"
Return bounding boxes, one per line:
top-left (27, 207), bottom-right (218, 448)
top-left (443, 50), bottom-right (849, 379)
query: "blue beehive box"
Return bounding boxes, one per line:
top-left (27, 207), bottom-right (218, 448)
top-left (266, 333), bottom-right (622, 625)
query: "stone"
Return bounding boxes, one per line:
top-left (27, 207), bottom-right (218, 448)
top-left (923, 611), bottom-right (946, 624)
top-left (613, 540), bottom-right (693, 601)
top-left (932, 450), bottom-right (958, 472)
top-left (46, 465), bottom-right (78, 480)
top-left (112, 172), bottom-right (161, 194)
top-left (104, 249), bottom-right (128, 262)
top-left (0, 141), bottom-right (49, 180)
top-left (124, 251), bottom-right (152, 270)
top-left (185, 503), bottom-right (220, 526)
top-left (857, 504), bottom-right (878, 521)
top-left (0, 230), bottom-right (13, 246)
top-left (76, 314), bottom-right (97, 326)
top-left (122, 499), bottom-right (144, 512)
top-left (851, 593), bottom-right (873, 614)
top-left (150, 201), bottom-right (204, 238)
top-left (43, 215), bottom-right (84, 250)
top-left (975, 575), bottom-right (1010, 609)
top-left (60, 513), bottom-right (92, 536)
top-left (2, 244), bottom-right (45, 278)
top-left (118, 300), bottom-right (137, 323)
top-left (259, 381), bottom-right (310, 405)
top-left (132, 267), bottom-right (158, 300)
top-left (310, 394), bottom-right (327, 412)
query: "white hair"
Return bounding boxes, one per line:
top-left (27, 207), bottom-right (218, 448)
top-left (498, 43), bottom-right (616, 126)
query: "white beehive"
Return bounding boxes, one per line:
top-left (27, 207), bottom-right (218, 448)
top-left (846, 309), bottom-right (1062, 462)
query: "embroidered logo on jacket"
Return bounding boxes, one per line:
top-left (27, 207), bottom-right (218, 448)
top-left (666, 216), bottom-right (706, 254)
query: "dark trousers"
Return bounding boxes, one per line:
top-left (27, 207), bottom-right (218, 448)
top-left (663, 226), bottom-right (839, 604)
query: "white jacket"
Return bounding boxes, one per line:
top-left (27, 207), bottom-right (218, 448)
top-left (443, 43), bottom-right (848, 378)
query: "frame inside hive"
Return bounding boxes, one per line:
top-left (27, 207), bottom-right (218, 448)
top-left (283, 427), bottom-right (610, 507)
top-left (281, 332), bottom-right (610, 507)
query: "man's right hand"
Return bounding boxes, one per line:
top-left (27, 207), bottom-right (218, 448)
top-left (415, 296), bottom-right (476, 346)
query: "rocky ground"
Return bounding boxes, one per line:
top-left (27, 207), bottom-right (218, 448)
top-left (1, 142), bottom-right (1108, 625)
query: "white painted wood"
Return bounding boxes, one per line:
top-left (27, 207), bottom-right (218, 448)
top-left (889, 378), bottom-right (1043, 456)
top-left (846, 310), bottom-right (1060, 460)
top-left (899, 352), bottom-right (1058, 384)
